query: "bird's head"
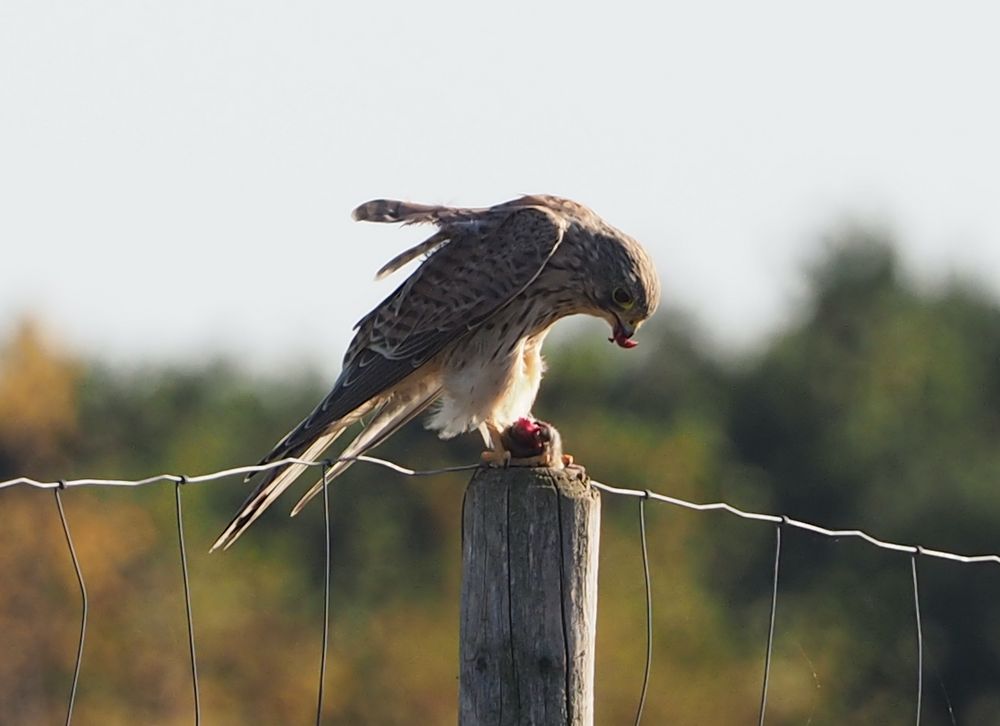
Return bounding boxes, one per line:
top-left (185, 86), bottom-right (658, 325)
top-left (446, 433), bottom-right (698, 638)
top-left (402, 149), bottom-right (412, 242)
top-left (587, 231), bottom-right (661, 349)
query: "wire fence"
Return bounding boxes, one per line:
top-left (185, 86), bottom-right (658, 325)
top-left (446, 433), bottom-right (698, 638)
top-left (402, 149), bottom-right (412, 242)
top-left (3, 456), bottom-right (998, 725)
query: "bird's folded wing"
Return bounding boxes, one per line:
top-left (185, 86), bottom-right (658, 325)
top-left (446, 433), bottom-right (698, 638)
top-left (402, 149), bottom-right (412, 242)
top-left (272, 205), bottom-right (567, 455)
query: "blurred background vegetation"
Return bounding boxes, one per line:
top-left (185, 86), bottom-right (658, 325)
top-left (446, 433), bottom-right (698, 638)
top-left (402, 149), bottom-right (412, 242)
top-left (2, 232), bottom-right (999, 725)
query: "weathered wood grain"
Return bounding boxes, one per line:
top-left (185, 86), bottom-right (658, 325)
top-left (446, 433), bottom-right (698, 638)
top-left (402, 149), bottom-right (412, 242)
top-left (459, 466), bottom-right (601, 726)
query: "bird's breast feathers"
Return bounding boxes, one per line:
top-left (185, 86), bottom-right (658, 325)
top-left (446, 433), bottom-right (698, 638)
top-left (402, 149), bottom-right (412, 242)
top-left (426, 323), bottom-right (550, 439)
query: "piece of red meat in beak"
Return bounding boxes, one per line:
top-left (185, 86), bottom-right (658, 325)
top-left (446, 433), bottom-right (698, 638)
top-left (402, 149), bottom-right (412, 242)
top-left (609, 320), bottom-right (638, 349)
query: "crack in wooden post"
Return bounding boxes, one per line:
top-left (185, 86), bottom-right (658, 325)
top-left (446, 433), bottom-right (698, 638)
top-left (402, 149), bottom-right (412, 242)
top-left (459, 466), bottom-right (601, 726)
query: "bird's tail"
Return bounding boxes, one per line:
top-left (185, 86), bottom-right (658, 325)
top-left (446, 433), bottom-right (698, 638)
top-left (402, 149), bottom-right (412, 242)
top-left (289, 386), bottom-right (441, 516)
top-left (210, 426), bottom-right (349, 552)
top-left (210, 385), bottom-right (440, 551)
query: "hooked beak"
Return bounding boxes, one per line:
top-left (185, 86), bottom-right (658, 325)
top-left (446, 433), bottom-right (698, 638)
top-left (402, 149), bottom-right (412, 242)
top-left (609, 318), bottom-right (638, 349)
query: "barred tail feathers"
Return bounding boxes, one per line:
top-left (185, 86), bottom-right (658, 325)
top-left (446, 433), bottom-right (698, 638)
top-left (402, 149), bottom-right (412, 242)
top-left (289, 386), bottom-right (441, 516)
top-left (209, 427), bottom-right (347, 551)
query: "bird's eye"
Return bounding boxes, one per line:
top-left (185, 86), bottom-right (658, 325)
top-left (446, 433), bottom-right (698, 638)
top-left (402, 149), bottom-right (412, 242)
top-left (612, 287), bottom-right (634, 309)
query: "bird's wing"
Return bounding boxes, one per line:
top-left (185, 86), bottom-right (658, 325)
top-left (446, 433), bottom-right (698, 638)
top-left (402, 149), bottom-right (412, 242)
top-left (374, 231), bottom-right (449, 280)
top-left (352, 198), bottom-right (489, 225)
top-left (355, 197), bottom-right (552, 280)
top-left (211, 204), bottom-right (565, 550)
top-left (364, 204), bottom-right (566, 358)
top-left (276, 204), bottom-right (565, 449)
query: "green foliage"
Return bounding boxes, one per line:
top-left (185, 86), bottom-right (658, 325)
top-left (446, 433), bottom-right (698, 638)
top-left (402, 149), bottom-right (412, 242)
top-left (1, 231), bottom-right (998, 723)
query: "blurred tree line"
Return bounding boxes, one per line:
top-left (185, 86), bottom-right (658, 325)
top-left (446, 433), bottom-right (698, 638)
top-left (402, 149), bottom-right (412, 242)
top-left (1, 233), bottom-right (998, 724)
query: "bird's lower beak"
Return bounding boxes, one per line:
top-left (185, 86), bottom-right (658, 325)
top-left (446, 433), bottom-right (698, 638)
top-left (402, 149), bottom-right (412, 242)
top-left (609, 319), bottom-right (638, 349)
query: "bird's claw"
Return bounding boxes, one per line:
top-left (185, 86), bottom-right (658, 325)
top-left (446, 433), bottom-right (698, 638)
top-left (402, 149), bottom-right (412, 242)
top-left (483, 448), bottom-right (561, 469)
top-left (480, 419), bottom-right (574, 470)
top-left (508, 451), bottom-right (561, 468)
top-left (481, 448), bottom-right (512, 467)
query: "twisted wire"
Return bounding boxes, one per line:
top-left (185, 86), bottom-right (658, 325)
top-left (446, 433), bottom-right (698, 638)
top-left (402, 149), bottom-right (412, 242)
top-left (588, 480), bottom-right (1000, 566)
top-left (2, 460), bottom-right (995, 564)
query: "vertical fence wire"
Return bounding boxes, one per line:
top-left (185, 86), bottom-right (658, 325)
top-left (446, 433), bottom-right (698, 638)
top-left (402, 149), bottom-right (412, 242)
top-left (937, 673), bottom-right (957, 726)
top-left (758, 522), bottom-right (782, 726)
top-left (54, 485), bottom-right (87, 726)
top-left (174, 478), bottom-right (201, 725)
top-left (633, 494), bottom-right (653, 726)
top-left (316, 462), bottom-right (332, 726)
top-left (911, 553), bottom-right (924, 726)
top-left (15, 461), bottom-right (999, 724)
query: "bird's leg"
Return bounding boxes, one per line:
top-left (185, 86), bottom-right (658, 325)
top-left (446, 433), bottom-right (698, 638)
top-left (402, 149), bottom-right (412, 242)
top-left (479, 421), bottom-right (512, 467)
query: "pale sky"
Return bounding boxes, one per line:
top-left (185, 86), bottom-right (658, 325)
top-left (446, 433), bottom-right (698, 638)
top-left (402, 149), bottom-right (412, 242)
top-left (2, 1), bottom-right (998, 371)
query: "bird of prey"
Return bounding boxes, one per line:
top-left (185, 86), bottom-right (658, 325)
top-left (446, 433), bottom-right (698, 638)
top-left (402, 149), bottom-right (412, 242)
top-left (212, 195), bottom-right (660, 550)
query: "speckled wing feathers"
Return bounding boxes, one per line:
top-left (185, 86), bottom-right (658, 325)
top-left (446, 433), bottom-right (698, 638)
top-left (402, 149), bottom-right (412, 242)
top-left (274, 205), bottom-right (565, 454)
top-left (367, 208), bottom-right (564, 358)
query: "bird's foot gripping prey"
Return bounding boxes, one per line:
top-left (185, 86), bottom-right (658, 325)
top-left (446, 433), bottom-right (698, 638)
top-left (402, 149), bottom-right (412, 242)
top-left (482, 417), bottom-right (571, 469)
top-left (211, 194), bottom-right (660, 551)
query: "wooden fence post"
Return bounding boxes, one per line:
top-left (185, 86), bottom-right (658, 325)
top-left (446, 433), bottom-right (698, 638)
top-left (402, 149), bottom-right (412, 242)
top-left (459, 465), bottom-right (601, 726)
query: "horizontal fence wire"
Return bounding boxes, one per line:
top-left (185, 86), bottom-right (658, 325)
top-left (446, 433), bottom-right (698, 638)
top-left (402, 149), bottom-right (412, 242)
top-left (3, 455), bottom-right (992, 724)
top-left (3, 458), bottom-right (998, 565)
top-left (587, 480), bottom-right (1000, 566)
top-left (0, 457), bottom-right (480, 491)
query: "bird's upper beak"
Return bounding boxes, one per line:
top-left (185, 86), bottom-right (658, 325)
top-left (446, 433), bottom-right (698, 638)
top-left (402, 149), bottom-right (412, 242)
top-left (609, 318), bottom-right (639, 349)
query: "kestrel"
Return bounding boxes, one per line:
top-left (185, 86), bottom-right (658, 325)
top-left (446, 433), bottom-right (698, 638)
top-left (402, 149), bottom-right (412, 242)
top-left (212, 195), bottom-right (660, 550)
